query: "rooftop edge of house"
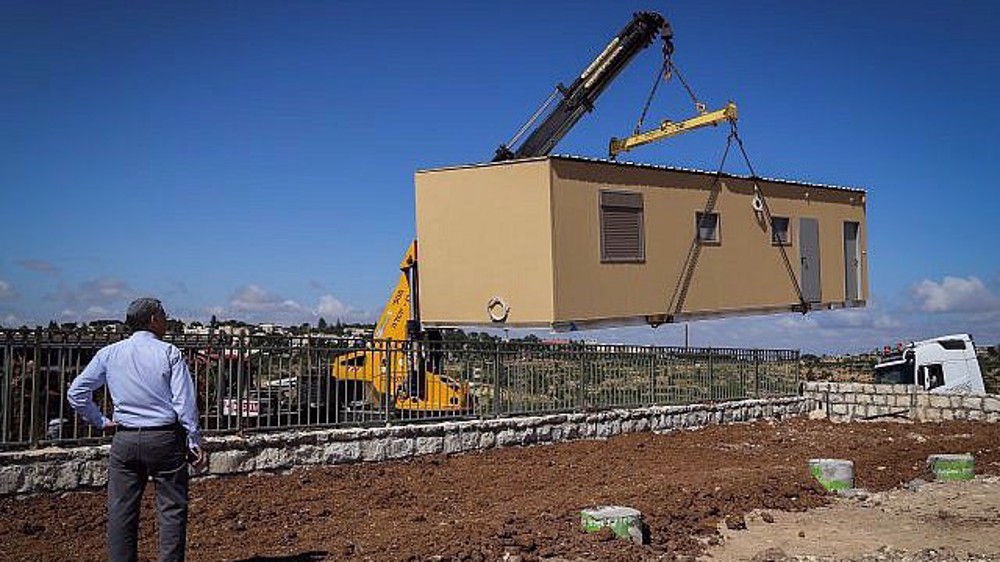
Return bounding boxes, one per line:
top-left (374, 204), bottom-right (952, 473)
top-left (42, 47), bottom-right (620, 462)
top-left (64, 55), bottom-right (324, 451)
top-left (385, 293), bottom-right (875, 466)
top-left (416, 154), bottom-right (867, 195)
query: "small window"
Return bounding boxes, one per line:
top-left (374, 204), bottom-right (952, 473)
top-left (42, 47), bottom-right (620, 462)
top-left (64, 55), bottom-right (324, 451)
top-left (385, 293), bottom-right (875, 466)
top-left (771, 216), bottom-right (791, 245)
top-left (937, 339), bottom-right (966, 351)
top-left (695, 211), bottom-right (720, 244)
top-left (926, 364), bottom-right (945, 390)
top-left (600, 190), bottom-right (645, 262)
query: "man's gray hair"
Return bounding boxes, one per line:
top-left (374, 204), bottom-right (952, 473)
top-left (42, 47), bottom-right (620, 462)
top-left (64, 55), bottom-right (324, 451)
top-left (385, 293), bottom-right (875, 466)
top-left (125, 297), bottom-right (164, 332)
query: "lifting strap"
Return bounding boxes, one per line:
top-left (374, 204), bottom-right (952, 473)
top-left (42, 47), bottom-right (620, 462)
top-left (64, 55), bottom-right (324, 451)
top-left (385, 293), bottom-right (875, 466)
top-left (663, 122), bottom-right (810, 321)
top-left (665, 129), bottom-right (734, 318)
top-left (729, 122), bottom-right (810, 313)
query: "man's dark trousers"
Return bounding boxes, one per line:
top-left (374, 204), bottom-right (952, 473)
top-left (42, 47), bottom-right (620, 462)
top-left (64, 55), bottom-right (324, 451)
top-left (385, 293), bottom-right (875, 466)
top-left (108, 427), bottom-right (189, 562)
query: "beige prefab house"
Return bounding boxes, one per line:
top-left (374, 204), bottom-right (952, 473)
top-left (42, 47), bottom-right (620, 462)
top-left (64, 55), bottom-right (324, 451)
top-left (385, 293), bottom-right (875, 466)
top-left (415, 155), bottom-right (867, 330)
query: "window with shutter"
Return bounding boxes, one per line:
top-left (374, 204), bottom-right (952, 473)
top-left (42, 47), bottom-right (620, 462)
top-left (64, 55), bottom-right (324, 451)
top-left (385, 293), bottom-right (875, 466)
top-left (600, 190), bottom-right (644, 263)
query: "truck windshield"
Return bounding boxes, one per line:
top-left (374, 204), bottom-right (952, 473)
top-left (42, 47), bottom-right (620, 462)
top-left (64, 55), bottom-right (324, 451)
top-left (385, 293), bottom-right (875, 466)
top-left (874, 360), bottom-right (914, 384)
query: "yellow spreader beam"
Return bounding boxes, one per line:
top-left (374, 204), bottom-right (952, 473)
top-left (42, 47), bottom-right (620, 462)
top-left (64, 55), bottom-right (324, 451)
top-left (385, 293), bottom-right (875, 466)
top-left (609, 101), bottom-right (738, 159)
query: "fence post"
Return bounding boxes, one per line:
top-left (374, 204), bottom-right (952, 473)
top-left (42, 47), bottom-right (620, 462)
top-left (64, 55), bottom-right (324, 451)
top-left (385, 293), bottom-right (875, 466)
top-left (647, 350), bottom-right (655, 408)
top-left (754, 351), bottom-right (760, 398)
top-left (577, 347), bottom-right (586, 411)
top-left (707, 347), bottom-right (715, 402)
top-left (493, 342), bottom-right (501, 418)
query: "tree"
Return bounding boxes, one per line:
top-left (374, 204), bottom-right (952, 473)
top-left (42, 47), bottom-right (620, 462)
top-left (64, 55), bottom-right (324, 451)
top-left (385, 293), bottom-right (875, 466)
top-left (318, 317), bottom-right (328, 332)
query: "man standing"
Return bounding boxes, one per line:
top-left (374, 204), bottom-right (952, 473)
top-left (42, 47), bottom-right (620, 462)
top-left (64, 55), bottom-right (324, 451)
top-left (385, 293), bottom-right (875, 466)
top-left (68, 297), bottom-right (204, 562)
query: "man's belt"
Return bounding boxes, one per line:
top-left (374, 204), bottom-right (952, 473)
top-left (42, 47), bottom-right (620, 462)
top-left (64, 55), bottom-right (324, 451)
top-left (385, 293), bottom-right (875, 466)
top-left (117, 422), bottom-right (181, 432)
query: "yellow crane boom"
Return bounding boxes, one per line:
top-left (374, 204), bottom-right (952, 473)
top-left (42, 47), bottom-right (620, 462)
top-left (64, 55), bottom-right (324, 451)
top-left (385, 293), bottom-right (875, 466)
top-left (609, 101), bottom-right (738, 159)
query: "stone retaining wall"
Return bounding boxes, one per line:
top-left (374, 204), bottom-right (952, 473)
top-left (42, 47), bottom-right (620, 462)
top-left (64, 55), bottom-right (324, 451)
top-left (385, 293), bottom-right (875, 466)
top-left (803, 382), bottom-right (1000, 422)
top-left (0, 396), bottom-right (808, 496)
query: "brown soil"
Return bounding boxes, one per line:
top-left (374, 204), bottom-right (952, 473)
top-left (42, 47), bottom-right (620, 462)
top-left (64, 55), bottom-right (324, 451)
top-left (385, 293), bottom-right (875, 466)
top-left (2, 419), bottom-right (999, 562)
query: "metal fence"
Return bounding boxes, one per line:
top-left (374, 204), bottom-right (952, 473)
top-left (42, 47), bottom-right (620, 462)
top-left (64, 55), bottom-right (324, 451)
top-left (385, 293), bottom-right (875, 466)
top-left (1, 330), bottom-right (799, 450)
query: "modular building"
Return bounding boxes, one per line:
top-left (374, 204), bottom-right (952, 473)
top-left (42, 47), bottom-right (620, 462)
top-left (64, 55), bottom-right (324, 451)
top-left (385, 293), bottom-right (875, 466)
top-left (414, 155), bottom-right (867, 330)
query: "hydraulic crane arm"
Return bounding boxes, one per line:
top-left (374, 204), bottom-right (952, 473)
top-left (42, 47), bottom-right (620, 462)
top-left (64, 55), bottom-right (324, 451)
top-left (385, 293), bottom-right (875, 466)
top-left (608, 101), bottom-right (738, 159)
top-left (493, 12), bottom-right (673, 162)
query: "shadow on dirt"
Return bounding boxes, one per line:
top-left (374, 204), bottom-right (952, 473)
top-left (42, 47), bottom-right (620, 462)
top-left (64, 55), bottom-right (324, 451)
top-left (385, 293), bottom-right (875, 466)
top-left (230, 552), bottom-right (328, 562)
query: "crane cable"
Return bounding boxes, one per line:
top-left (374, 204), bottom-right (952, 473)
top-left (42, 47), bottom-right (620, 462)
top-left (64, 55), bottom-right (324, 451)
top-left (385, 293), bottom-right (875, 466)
top-left (728, 121), bottom-right (810, 313)
top-left (632, 59), bottom-right (705, 139)
top-left (633, 54), bottom-right (810, 316)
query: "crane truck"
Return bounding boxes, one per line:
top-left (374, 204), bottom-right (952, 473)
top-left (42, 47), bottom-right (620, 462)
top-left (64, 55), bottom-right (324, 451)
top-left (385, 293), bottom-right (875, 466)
top-left (330, 11), bottom-right (733, 416)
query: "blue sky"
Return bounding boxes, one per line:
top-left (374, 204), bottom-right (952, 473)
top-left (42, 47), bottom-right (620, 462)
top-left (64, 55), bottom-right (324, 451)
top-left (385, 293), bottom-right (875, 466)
top-left (2, 1), bottom-right (998, 353)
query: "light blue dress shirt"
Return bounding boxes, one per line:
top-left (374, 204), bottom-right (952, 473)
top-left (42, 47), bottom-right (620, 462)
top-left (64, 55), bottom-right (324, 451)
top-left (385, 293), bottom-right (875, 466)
top-left (68, 331), bottom-right (202, 449)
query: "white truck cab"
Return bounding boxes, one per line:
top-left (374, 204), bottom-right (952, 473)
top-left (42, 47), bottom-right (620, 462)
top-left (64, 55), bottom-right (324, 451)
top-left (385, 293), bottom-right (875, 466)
top-left (874, 333), bottom-right (985, 394)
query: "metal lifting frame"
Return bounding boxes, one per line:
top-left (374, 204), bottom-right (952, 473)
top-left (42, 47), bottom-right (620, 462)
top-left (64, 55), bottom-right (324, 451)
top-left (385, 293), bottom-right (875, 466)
top-left (609, 101), bottom-right (738, 159)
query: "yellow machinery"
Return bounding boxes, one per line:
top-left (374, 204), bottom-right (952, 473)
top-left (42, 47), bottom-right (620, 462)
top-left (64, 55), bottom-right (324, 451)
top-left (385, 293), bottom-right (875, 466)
top-left (609, 101), bottom-right (738, 159)
top-left (330, 241), bottom-right (471, 414)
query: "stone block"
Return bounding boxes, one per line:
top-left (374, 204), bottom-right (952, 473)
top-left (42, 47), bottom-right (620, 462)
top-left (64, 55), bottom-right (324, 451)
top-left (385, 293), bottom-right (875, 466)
top-left (929, 395), bottom-right (951, 409)
top-left (0, 467), bottom-right (24, 496)
top-left (967, 409), bottom-right (984, 421)
top-left (963, 396), bottom-right (984, 410)
top-left (79, 460), bottom-right (108, 487)
top-left (461, 431), bottom-right (481, 451)
top-left (360, 439), bottom-right (389, 462)
top-left (983, 397), bottom-right (1000, 413)
top-left (478, 431), bottom-right (497, 450)
top-left (443, 432), bottom-right (463, 454)
top-left (255, 446), bottom-right (293, 471)
top-left (416, 436), bottom-right (443, 456)
top-left (387, 438), bottom-right (415, 459)
top-left (324, 441), bottom-right (361, 464)
top-left (209, 449), bottom-right (255, 475)
top-left (497, 429), bottom-right (521, 447)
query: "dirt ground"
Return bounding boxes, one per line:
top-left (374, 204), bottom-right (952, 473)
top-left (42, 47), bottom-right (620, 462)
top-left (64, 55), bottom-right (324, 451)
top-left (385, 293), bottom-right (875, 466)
top-left (2, 418), bottom-right (999, 562)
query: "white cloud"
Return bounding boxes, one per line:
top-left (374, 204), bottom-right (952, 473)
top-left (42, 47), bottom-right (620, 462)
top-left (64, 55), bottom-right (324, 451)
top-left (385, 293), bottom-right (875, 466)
top-left (317, 295), bottom-right (365, 322)
top-left (48, 277), bottom-right (135, 309)
top-left (220, 285), bottom-right (371, 325)
top-left (0, 279), bottom-right (13, 299)
top-left (911, 276), bottom-right (1000, 313)
top-left (17, 259), bottom-right (59, 274)
top-left (1, 313), bottom-right (24, 327)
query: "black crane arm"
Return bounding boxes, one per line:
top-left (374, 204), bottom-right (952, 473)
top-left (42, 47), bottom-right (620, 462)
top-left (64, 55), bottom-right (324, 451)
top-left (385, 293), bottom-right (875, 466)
top-left (492, 11), bottom-right (673, 162)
